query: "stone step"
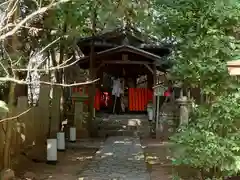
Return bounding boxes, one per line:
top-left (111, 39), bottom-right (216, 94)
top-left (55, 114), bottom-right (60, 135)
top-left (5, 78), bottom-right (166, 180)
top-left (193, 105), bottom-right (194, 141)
top-left (98, 119), bottom-right (149, 126)
top-left (98, 130), bottom-right (136, 137)
top-left (98, 125), bottom-right (138, 132)
top-left (98, 128), bottom-right (150, 138)
top-left (78, 136), bottom-right (150, 180)
top-left (108, 114), bottom-right (148, 118)
top-left (95, 114), bottom-right (151, 138)
top-left (97, 123), bottom-right (149, 132)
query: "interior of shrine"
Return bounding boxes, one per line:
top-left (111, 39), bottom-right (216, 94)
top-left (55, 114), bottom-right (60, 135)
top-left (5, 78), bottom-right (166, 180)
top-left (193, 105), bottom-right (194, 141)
top-left (75, 26), bottom-right (172, 113)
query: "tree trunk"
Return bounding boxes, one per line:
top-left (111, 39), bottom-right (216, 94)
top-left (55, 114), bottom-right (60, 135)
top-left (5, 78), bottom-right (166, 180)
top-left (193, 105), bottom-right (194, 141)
top-left (58, 19), bottom-right (67, 131)
top-left (3, 0), bottom-right (19, 168)
top-left (88, 3), bottom-right (97, 137)
top-left (3, 82), bottom-right (16, 168)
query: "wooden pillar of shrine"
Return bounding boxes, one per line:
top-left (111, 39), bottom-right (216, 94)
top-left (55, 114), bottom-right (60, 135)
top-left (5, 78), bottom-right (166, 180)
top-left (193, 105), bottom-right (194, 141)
top-left (147, 72), bottom-right (153, 89)
top-left (97, 68), bottom-right (103, 88)
top-left (88, 5), bottom-right (97, 137)
top-left (153, 64), bottom-right (157, 121)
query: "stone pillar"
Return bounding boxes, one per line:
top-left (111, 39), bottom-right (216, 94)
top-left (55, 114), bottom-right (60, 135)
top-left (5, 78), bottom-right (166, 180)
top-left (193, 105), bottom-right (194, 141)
top-left (37, 75), bottom-right (50, 139)
top-left (16, 96), bottom-right (30, 146)
top-left (176, 96), bottom-right (189, 125)
top-left (72, 92), bottom-right (88, 138)
top-left (50, 86), bottom-right (61, 137)
top-left (28, 75), bottom-right (50, 162)
top-left (74, 101), bottom-right (84, 129)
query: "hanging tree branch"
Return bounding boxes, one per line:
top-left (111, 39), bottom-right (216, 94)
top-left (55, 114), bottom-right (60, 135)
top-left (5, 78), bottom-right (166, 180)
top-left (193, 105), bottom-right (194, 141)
top-left (0, 108), bottom-right (32, 123)
top-left (0, 0), bottom-right (71, 40)
top-left (0, 77), bottom-right (100, 86)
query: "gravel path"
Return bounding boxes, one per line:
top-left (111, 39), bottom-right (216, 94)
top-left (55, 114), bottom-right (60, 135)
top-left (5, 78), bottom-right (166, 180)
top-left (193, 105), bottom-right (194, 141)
top-left (79, 136), bottom-right (150, 180)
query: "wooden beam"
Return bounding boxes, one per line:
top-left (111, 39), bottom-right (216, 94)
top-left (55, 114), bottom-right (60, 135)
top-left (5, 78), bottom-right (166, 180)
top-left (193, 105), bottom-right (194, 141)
top-left (102, 60), bottom-right (153, 64)
top-left (122, 54), bottom-right (128, 61)
top-left (144, 64), bottom-right (153, 74)
top-left (96, 63), bottom-right (105, 72)
top-left (227, 65), bottom-right (240, 67)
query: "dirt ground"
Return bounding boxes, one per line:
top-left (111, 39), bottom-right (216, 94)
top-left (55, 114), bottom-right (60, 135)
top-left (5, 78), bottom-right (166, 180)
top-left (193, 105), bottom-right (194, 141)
top-left (141, 138), bottom-right (199, 180)
top-left (15, 139), bottom-right (103, 180)
top-left (141, 138), bottom-right (173, 180)
top-left (15, 138), bottom-right (174, 180)
top-left (13, 138), bottom-right (196, 180)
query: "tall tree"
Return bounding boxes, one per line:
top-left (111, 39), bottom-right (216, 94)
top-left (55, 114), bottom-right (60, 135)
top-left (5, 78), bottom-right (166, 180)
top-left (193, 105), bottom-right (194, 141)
top-left (149, 0), bottom-right (240, 179)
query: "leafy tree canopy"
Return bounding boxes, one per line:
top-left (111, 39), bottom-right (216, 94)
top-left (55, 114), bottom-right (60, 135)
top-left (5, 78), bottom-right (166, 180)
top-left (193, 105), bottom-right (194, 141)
top-left (149, 0), bottom-right (240, 95)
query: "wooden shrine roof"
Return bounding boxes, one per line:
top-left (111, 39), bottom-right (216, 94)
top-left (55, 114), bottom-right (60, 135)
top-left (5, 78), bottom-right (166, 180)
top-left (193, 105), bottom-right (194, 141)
top-left (77, 45), bottom-right (170, 73)
top-left (76, 26), bottom-right (172, 75)
top-left (77, 26), bottom-right (172, 57)
top-left (79, 45), bottom-right (161, 62)
top-left (78, 27), bottom-right (154, 45)
top-left (227, 59), bottom-right (240, 76)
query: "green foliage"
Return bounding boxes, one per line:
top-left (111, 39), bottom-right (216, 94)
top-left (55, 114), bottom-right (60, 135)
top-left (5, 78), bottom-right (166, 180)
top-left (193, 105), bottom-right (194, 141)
top-left (171, 93), bottom-right (240, 178)
top-left (151, 0), bottom-right (240, 94)
top-left (149, 0), bottom-right (240, 179)
top-left (37, 0), bottom-right (152, 55)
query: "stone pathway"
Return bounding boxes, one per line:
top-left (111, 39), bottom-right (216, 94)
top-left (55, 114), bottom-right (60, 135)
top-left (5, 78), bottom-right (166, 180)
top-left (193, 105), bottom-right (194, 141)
top-left (79, 136), bottom-right (150, 180)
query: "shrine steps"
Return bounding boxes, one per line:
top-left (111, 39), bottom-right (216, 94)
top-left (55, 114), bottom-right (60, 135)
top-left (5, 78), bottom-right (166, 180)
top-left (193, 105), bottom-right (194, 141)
top-left (96, 114), bottom-right (151, 138)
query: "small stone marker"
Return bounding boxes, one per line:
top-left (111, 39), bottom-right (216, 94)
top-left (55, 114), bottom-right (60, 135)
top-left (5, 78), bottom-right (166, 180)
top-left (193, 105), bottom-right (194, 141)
top-left (0, 169), bottom-right (15, 180)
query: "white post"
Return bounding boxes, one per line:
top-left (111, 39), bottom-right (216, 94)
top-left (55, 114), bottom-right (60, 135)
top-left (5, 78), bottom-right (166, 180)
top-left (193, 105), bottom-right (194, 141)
top-left (156, 94), bottom-right (160, 129)
top-left (69, 127), bottom-right (76, 142)
top-left (147, 107), bottom-right (153, 121)
top-left (57, 132), bottom-right (65, 151)
top-left (47, 138), bottom-right (57, 164)
top-left (93, 108), bottom-right (96, 118)
top-left (155, 85), bottom-right (164, 139)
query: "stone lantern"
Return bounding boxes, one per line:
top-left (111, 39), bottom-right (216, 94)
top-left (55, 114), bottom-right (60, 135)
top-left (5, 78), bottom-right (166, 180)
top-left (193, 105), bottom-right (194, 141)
top-left (176, 96), bottom-right (189, 125)
top-left (71, 88), bottom-right (89, 139)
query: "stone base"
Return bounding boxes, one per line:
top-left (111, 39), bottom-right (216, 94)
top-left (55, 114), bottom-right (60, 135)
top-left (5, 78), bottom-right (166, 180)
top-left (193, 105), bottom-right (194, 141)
top-left (57, 149), bottom-right (66, 152)
top-left (76, 128), bottom-right (89, 138)
top-left (23, 144), bottom-right (47, 163)
top-left (69, 140), bottom-right (76, 143)
top-left (155, 129), bottom-right (162, 139)
top-left (46, 160), bottom-right (58, 165)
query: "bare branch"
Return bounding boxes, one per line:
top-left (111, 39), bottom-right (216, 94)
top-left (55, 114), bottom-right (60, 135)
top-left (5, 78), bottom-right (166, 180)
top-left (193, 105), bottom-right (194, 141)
top-left (0, 0), bottom-right (70, 40)
top-left (0, 61), bottom-right (9, 76)
top-left (0, 77), bottom-right (26, 84)
top-left (0, 108), bottom-right (31, 123)
top-left (0, 1), bottom-right (9, 8)
top-left (0, 23), bottom-right (45, 35)
top-left (0, 77), bottom-right (100, 87)
top-left (40, 78), bottom-right (100, 87)
top-left (13, 56), bottom-right (23, 66)
top-left (38, 37), bottom-right (60, 55)
top-left (6, 0), bottom-right (19, 24)
top-left (13, 56), bottom-right (77, 72)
